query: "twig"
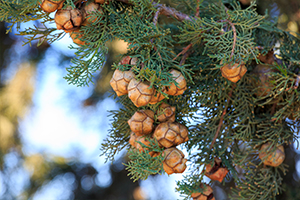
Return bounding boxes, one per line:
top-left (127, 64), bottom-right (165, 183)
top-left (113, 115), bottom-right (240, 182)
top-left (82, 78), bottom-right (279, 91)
top-left (195, 0), bottom-right (201, 18)
top-left (210, 90), bottom-right (233, 149)
top-left (116, 0), bottom-right (193, 22)
top-left (220, 19), bottom-right (236, 59)
top-left (153, 3), bottom-right (193, 21)
top-left (179, 50), bottom-right (193, 66)
top-left (172, 0), bottom-right (200, 63)
top-left (173, 43), bottom-right (193, 61)
top-left (151, 9), bottom-right (163, 64)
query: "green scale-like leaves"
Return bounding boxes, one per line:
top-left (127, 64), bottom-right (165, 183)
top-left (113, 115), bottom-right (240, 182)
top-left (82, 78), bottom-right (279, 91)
top-left (2, 0), bottom-right (300, 199)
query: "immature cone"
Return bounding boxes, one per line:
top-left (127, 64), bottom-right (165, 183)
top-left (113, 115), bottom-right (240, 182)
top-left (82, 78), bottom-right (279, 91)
top-left (153, 122), bottom-right (188, 148)
top-left (205, 158), bottom-right (228, 183)
top-left (110, 69), bottom-right (135, 96)
top-left (69, 30), bottom-right (85, 46)
top-left (82, 2), bottom-right (103, 24)
top-left (128, 79), bottom-right (154, 107)
top-left (165, 69), bottom-right (187, 96)
top-left (129, 132), bottom-right (159, 157)
top-left (39, 0), bottom-right (65, 13)
top-left (55, 6), bottom-right (84, 31)
top-left (163, 147), bottom-right (187, 175)
top-left (128, 110), bottom-right (154, 136)
top-left (259, 143), bottom-right (285, 167)
top-left (149, 89), bottom-right (165, 104)
top-left (157, 103), bottom-right (176, 123)
top-left (252, 64), bottom-right (275, 97)
top-left (220, 62), bottom-right (247, 83)
top-left (191, 184), bottom-right (215, 200)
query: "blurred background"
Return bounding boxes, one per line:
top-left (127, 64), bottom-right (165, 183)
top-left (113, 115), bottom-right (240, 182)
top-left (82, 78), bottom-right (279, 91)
top-left (0, 0), bottom-right (300, 199)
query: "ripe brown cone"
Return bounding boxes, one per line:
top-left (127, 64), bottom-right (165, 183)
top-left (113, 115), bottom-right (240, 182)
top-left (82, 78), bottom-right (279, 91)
top-left (153, 122), bottom-right (188, 148)
top-left (82, 2), bottom-right (104, 24)
top-left (39, 0), bottom-right (65, 13)
top-left (149, 89), bottom-right (165, 104)
top-left (252, 64), bottom-right (275, 97)
top-left (165, 69), bottom-right (187, 96)
top-left (55, 6), bottom-right (84, 31)
top-left (128, 110), bottom-right (154, 136)
top-left (110, 69), bottom-right (135, 96)
top-left (128, 79), bottom-right (154, 107)
top-left (163, 147), bottom-right (187, 175)
top-left (129, 132), bottom-right (158, 157)
top-left (220, 62), bottom-right (247, 83)
top-left (191, 184), bottom-right (215, 200)
top-left (204, 158), bottom-right (228, 182)
top-left (157, 103), bottom-right (176, 123)
top-left (69, 30), bottom-right (85, 46)
top-left (259, 143), bottom-right (285, 167)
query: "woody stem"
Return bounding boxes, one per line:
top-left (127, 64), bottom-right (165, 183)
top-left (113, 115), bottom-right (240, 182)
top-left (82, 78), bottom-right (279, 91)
top-left (210, 89), bottom-right (233, 149)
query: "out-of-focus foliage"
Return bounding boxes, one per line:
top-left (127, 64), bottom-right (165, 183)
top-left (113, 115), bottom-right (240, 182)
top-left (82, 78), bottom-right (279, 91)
top-left (0, 63), bottom-right (36, 165)
top-left (0, 21), bottom-right (142, 199)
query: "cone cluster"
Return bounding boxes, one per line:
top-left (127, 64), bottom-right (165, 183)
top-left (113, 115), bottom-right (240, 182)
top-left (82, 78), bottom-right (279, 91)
top-left (110, 56), bottom-right (187, 107)
top-left (127, 99), bottom-right (189, 175)
top-left (40, 0), bottom-right (107, 46)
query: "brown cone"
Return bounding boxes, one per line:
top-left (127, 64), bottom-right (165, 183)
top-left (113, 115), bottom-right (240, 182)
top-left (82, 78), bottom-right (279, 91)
top-left (163, 147), bottom-right (187, 175)
top-left (153, 122), bottom-right (188, 148)
top-left (119, 56), bottom-right (132, 65)
top-left (204, 158), bottom-right (228, 182)
top-left (191, 184), bottom-right (215, 200)
top-left (157, 103), bottom-right (176, 122)
top-left (220, 62), bottom-right (247, 83)
top-left (110, 69), bottom-right (135, 96)
top-left (149, 89), bottom-right (165, 104)
top-left (55, 6), bottom-right (84, 31)
top-left (82, 2), bottom-right (103, 24)
top-left (128, 79), bottom-right (154, 107)
top-left (259, 143), bottom-right (285, 167)
top-left (165, 69), bottom-right (187, 96)
top-left (129, 132), bottom-right (158, 157)
top-left (69, 30), bottom-right (85, 45)
top-left (40, 0), bottom-right (65, 13)
top-left (128, 110), bottom-right (154, 136)
top-left (251, 64), bottom-right (275, 97)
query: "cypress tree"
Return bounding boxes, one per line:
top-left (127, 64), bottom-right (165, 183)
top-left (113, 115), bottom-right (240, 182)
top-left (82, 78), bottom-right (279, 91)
top-left (1, 0), bottom-right (300, 199)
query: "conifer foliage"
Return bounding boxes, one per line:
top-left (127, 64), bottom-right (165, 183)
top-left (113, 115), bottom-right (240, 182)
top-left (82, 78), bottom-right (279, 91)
top-left (1, 0), bottom-right (300, 199)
